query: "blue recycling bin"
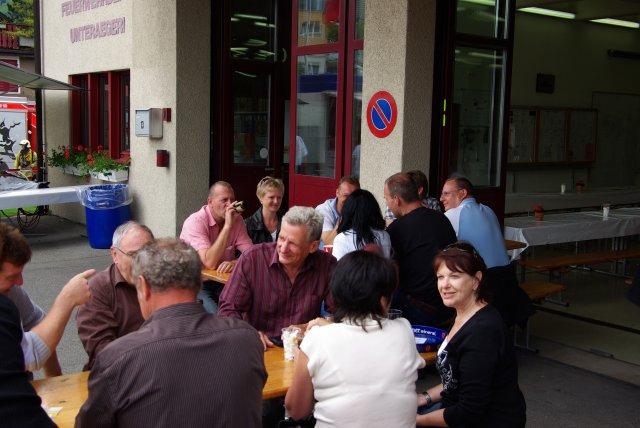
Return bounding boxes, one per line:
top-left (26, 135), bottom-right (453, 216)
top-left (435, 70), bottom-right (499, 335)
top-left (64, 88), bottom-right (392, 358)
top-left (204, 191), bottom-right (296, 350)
top-left (78, 184), bottom-right (132, 249)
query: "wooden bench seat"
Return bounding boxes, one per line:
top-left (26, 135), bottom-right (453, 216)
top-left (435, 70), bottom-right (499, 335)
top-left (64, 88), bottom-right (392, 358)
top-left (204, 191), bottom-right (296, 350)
top-left (520, 281), bottom-right (566, 301)
top-left (520, 248), bottom-right (640, 272)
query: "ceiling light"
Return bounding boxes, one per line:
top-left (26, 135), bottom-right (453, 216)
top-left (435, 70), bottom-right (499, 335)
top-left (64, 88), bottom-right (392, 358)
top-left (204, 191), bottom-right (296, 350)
top-left (590, 18), bottom-right (639, 29)
top-left (518, 7), bottom-right (575, 19)
top-left (460, 0), bottom-right (495, 6)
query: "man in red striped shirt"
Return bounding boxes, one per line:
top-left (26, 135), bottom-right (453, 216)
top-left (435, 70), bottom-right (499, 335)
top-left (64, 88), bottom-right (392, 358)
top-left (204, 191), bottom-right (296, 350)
top-left (218, 206), bottom-right (336, 350)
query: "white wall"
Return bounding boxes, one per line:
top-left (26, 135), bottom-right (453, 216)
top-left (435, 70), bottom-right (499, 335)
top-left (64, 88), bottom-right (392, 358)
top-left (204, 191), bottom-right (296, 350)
top-left (508, 13), bottom-right (640, 194)
top-left (41, 0), bottom-right (210, 237)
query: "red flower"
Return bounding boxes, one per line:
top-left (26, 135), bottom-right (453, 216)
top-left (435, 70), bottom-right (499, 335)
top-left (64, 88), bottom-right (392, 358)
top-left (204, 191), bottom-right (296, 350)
top-left (76, 145), bottom-right (84, 152)
top-left (86, 154), bottom-right (93, 162)
top-left (64, 148), bottom-right (70, 159)
top-left (97, 145), bottom-right (103, 152)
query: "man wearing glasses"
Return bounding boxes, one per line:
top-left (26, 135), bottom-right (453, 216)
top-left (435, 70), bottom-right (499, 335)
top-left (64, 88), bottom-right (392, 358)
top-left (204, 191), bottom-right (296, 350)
top-left (77, 221), bottom-right (154, 369)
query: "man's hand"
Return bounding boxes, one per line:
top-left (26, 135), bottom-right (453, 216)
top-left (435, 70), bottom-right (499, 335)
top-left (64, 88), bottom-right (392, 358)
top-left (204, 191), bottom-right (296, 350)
top-left (217, 260), bottom-right (237, 274)
top-left (223, 204), bottom-right (238, 229)
top-left (305, 318), bottom-right (331, 332)
top-left (58, 269), bottom-right (95, 309)
top-left (258, 331), bottom-right (275, 351)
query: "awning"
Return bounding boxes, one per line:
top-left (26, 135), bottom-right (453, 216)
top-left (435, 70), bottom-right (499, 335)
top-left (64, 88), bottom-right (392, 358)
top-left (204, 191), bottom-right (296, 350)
top-left (0, 61), bottom-right (84, 91)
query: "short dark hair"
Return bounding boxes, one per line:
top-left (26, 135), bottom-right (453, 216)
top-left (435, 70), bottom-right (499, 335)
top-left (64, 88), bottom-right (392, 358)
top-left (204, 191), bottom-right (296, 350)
top-left (331, 251), bottom-right (397, 330)
top-left (433, 242), bottom-right (490, 302)
top-left (385, 172), bottom-right (419, 202)
top-left (407, 170), bottom-right (429, 198)
top-left (449, 176), bottom-right (474, 197)
top-left (338, 176), bottom-right (360, 188)
top-left (337, 189), bottom-right (385, 248)
top-left (0, 223), bottom-right (31, 267)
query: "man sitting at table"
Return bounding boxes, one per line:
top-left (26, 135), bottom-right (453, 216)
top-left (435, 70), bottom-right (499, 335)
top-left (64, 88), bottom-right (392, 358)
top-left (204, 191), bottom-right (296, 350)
top-left (440, 176), bottom-right (533, 326)
top-left (218, 206), bottom-right (336, 350)
top-left (384, 172), bottom-right (457, 326)
top-left (315, 176), bottom-right (360, 245)
top-left (180, 181), bottom-right (253, 313)
top-left (0, 223), bottom-right (93, 374)
top-left (76, 221), bottom-right (154, 370)
top-left (76, 238), bottom-right (266, 427)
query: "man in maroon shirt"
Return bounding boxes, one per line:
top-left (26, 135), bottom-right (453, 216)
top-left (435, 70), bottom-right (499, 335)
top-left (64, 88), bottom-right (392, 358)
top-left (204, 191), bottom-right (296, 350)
top-left (76, 221), bottom-right (154, 369)
top-left (218, 206), bottom-right (336, 350)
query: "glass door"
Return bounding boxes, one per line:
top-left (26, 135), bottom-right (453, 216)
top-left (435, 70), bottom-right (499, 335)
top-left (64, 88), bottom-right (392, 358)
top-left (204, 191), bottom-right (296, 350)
top-left (289, 0), bottom-right (364, 206)
top-left (216, 0), bottom-right (291, 213)
top-left (432, 0), bottom-right (515, 219)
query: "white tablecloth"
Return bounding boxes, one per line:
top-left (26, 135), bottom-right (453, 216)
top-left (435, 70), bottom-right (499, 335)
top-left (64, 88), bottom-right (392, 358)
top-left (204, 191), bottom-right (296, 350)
top-left (0, 185), bottom-right (89, 210)
top-left (504, 208), bottom-right (640, 258)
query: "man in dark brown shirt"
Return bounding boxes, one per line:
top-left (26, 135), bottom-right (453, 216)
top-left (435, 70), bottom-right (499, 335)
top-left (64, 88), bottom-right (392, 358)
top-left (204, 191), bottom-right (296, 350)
top-left (76, 238), bottom-right (266, 428)
top-left (219, 206), bottom-right (336, 349)
top-left (76, 221), bottom-right (154, 369)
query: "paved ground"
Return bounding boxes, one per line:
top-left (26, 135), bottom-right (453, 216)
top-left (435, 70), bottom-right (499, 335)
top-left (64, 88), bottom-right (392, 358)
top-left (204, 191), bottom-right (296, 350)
top-left (6, 215), bottom-right (640, 426)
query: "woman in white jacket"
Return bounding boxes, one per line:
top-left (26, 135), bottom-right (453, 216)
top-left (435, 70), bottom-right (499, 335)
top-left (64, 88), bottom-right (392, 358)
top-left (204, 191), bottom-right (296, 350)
top-left (332, 189), bottom-right (392, 260)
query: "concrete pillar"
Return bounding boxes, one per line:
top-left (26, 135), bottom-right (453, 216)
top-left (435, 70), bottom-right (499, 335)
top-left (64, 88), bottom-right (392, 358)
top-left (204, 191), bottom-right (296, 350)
top-left (359, 0), bottom-right (437, 204)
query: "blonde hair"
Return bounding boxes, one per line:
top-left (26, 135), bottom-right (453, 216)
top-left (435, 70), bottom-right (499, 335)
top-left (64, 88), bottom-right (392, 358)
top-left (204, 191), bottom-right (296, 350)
top-left (256, 176), bottom-right (285, 199)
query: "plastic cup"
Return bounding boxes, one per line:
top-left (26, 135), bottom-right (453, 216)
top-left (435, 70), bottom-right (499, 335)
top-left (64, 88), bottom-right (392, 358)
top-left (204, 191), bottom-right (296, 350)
top-left (603, 204), bottom-right (610, 220)
top-left (560, 184), bottom-right (566, 194)
top-left (281, 327), bottom-right (301, 361)
top-left (387, 309), bottom-right (403, 320)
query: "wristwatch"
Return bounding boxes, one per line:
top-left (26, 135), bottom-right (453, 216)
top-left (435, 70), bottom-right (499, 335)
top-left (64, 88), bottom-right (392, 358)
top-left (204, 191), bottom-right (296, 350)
top-left (422, 390), bottom-right (432, 407)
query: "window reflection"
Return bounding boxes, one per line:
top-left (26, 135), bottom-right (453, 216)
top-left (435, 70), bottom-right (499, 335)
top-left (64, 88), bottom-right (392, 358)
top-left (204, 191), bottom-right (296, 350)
top-left (233, 72), bottom-right (270, 165)
top-left (351, 50), bottom-right (363, 177)
top-left (298, 0), bottom-right (340, 46)
top-left (456, 0), bottom-right (505, 39)
top-left (296, 53), bottom-right (338, 177)
top-left (450, 47), bottom-right (504, 186)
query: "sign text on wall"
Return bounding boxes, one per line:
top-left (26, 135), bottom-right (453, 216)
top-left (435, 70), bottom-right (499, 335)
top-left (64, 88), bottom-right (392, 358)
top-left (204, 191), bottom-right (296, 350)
top-left (61, 0), bottom-right (126, 44)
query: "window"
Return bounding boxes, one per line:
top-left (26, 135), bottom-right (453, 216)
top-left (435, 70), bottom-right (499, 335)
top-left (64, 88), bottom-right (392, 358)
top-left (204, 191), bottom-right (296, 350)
top-left (0, 59), bottom-right (20, 94)
top-left (70, 70), bottom-right (130, 158)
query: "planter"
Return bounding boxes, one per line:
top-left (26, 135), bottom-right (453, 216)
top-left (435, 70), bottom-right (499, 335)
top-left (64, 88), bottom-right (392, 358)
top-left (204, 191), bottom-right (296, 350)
top-left (62, 166), bottom-right (88, 177)
top-left (534, 211), bottom-right (544, 221)
top-left (91, 169), bottom-right (128, 182)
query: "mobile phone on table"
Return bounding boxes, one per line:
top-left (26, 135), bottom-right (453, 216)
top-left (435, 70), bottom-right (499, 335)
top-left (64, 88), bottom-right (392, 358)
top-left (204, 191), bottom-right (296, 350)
top-left (269, 336), bottom-right (283, 347)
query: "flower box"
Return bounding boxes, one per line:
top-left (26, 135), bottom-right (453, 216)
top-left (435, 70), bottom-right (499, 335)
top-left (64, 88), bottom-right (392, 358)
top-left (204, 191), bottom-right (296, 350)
top-left (62, 165), bottom-right (88, 177)
top-left (91, 169), bottom-right (129, 182)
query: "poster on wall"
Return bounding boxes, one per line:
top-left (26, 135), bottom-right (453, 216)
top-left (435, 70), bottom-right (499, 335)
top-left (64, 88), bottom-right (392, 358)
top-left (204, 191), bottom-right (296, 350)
top-left (0, 109), bottom-right (27, 170)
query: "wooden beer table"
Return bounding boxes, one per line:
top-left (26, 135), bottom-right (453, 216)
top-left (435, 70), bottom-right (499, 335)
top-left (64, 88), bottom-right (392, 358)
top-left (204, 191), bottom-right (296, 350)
top-left (201, 268), bottom-right (230, 284)
top-left (33, 347), bottom-right (436, 427)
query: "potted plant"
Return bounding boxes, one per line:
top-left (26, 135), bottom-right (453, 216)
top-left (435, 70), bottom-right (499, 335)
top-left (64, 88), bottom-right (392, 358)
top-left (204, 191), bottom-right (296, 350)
top-left (48, 145), bottom-right (130, 182)
top-left (533, 204), bottom-right (544, 221)
top-left (575, 179), bottom-right (585, 194)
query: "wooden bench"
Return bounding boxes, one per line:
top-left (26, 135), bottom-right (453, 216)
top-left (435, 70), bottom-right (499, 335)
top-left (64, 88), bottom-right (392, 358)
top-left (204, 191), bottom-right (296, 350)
top-left (515, 281), bottom-right (567, 352)
top-left (519, 248), bottom-right (640, 281)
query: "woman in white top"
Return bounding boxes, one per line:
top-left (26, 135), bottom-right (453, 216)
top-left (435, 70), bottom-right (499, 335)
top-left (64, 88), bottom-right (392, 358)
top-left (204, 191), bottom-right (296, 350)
top-left (332, 189), bottom-right (392, 260)
top-left (285, 251), bottom-right (425, 427)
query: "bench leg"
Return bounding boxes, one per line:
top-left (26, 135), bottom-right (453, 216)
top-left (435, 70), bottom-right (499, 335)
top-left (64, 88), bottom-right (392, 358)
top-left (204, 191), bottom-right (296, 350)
top-left (513, 320), bottom-right (538, 353)
top-left (543, 289), bottom-right (570, 307)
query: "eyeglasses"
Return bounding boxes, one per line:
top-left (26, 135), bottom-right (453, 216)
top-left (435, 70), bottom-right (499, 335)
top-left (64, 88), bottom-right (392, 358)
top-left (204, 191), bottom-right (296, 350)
top-left (115, 247), bottom-right (137, 258)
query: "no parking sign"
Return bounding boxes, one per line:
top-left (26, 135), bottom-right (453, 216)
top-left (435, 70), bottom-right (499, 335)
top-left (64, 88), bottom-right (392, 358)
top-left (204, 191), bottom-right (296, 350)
top-left (366, 90), bottom-right (397, 138)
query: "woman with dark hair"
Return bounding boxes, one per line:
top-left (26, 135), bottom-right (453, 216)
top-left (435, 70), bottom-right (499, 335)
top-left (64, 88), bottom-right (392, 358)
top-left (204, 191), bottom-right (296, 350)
top-left (285, 251), bottom-right (425, 427)
top-left (416, 242), bottom-right (526, 427)
top-left (332, 189), bottom-right (391, 260)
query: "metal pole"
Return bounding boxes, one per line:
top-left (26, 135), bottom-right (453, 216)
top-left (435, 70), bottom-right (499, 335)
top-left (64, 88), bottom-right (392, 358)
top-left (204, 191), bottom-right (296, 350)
top-left (33, 0), bottom-right (45, 182)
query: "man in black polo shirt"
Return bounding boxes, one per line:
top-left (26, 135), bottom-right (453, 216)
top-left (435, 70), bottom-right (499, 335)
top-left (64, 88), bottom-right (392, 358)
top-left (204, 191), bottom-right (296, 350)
top-left (384, 172), bottom-right (456, 326)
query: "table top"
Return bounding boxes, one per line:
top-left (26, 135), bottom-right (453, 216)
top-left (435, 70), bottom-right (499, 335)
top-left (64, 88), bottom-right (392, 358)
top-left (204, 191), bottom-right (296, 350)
top-left (504, 239), bottom-right (527, 251)
top-left (0, 185), bottom-right (90, 210)
top-left (504, 208), bottom-right (640, 256)
top-left (201, 268), bottom-right (230, 284)
top-left (33, 347), bottom-right (436, 427)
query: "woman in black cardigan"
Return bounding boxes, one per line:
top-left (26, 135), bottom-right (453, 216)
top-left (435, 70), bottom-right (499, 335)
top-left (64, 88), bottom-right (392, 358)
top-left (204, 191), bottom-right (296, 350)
top-left (244, 176), bottom-right (284, 244)
top-left (416, 242), bottom-right (526, 427)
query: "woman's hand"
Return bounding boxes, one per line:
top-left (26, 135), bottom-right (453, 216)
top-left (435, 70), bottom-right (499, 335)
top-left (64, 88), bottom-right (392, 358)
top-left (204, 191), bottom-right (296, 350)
top-left (306, 317), bottom-right (332, 332)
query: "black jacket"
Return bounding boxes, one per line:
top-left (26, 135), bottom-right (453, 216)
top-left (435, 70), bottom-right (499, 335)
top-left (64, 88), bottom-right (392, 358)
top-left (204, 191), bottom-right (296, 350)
top-left (438, 305), bottom-right (526, 427)
top-left (244, 208), bottom-right (282, 245)
top-left (0, 294), bottom-right (55, 427)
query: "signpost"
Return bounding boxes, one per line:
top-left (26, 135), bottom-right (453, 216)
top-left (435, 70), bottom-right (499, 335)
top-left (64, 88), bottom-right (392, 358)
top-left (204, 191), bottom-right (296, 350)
top-left (366, 90), bottom-right (397, 138)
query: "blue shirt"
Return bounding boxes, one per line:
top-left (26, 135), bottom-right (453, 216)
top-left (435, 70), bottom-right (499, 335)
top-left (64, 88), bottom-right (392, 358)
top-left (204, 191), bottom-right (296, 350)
top-left (315, 197), bottom-right (340, 233)
top-left (445, 198), bottom-right (509, 269)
